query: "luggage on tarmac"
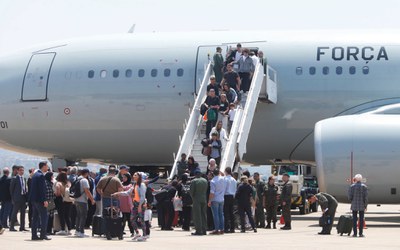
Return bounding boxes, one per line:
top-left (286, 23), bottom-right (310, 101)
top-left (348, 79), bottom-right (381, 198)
top-left (104, 198), bottom-right (124, 240)
top-left (92, 215), bottom-right (105, 236)
top-left (336, 215), bottom-right (353, 236)
top-left (104, 216), bottom-right (124, 240)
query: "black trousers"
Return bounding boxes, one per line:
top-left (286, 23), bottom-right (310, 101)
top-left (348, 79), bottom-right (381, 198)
top-left (206, 119), bottom-right (217, 138)
top-left (239, 72), bottom-right (251, 92)
top-left (159, 201), bottom-right (174, 229)
top-left (322, 209), bottom-right (336, 234)
top-left (122, 212), bottom-right (134, 233)
top-left (238, 203), bottom-right (255, 230)
top-left (181, 206), bottom-right (192, 230)
top-left (224, 195), bottom-right (235, 231)
top-left (85, 199), bottom-right (96, 228)
top-left (10, 201), bottom-right (26, 230)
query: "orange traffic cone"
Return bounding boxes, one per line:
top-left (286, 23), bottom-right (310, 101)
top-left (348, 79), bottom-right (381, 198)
top-left (280, 216), bottom-right (285, 225)
top-left (357, 219), bottom-right (367, 229)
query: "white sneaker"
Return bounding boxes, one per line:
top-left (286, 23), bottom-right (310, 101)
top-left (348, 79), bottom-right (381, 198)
top-left (132, 234), bottom-right (142, 241)
top-left (143, 235), bottom-right (150, 239)
top-left (74, 231), bottom-right (80, 236)
top-left (136, 236), bottom-right (146, 242)
top-left (67, 231), bottom-right (72, 236)
top-left (56, 230), bottom-right (67, 236)
top-left (0, 228), bottom-right (5, 235)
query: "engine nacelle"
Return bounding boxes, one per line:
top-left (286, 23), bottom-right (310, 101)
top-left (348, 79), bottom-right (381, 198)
top-left (315, 114), bottom-right (400, 203)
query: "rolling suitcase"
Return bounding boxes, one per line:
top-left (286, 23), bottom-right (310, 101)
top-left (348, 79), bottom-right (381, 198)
top-left (104, 199), bottom-right (124, 240)
top-left (92, 215), bottom-right (105, 236)
top-left (336, 215), bottom-right (353, 236)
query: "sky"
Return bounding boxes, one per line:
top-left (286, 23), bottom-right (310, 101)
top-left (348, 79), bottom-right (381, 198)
top-left (1, 0), bottom-right (400, 54)
top-left (0, 0), bottom-right (399, 165)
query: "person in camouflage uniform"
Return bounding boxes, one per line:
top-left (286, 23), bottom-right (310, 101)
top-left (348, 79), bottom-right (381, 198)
top-left (263, 176), bottom-right (279, 229)
top-left (253, 173), bottom-right (265, 228)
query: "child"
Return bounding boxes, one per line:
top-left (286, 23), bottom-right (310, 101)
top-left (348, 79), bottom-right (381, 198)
top-left (228, 103), bottom-right (236, 133)
top-left (144, 204), bottom-right (152, 237)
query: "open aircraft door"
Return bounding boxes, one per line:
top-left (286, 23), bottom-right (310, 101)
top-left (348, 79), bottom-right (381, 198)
top-left (21, 52), bottom-right (56, 101)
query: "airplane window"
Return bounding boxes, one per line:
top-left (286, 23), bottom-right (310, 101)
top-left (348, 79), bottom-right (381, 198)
top-left (88, 70), bottom-right (95, 78)
top-left (362, 66), bottom-right (369, 75)
top-left (100, 70), bottom-right (107, 78)
top-left (323, 66), bottom-right (329, 75)
top-left (349, 66), bottom-right (356, 75)
top-left (113, 70), bottom-right (119, 78)
top-left (309, 67), bottom-right (316, 75)
top-left (177, 68), bottom-right (184, 77)
top-left (296, 67), bottom-right (303, 75)
top-left (125, 69), bottom-right (132, 78)
top-left (151, 69), bottom-right (158, 77)
top-left (138, 69), bottom-right (145, 77)
top-left (336, 66), bottom-right (343, 75)
top-left (164, 68), bottom-right (171, 77)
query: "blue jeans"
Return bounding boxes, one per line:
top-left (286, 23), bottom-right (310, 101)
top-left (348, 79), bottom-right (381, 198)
top-left (101, 197), bottom-right (119, 213)
top-left (211, 201), bottom-right (224, 231)
top-left (32, 201), bottom-right (48, 238)
top-left (0, 201), bottom-right (12, 227)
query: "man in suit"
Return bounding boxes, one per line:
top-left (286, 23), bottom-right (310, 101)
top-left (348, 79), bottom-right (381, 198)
top-left (9, 166), bottom-right (28, 232)
top-left (190, 170), bottom-right (208, 236)
top-left (308, 192), bottom-right (338, 235)
top-left (0, 168), bottom-right (12, 228)
top-left (29, 162), bottom-right (51, 241)
top-left (280, 173), bottom-right (293, 230)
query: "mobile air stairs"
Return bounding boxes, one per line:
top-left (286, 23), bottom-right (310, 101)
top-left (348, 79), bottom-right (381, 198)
top-left (169, 62), bottom-right (278, 179)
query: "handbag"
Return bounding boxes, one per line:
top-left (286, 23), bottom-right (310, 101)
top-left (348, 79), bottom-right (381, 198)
top-left (47, 200), bottom-right (56, 211)
top-left (319, 215), bottom-right (331, 227)
top-left (207, 109), bottom-right (217, 121)
top-left (202, 146), bottom-right (211, 156)
top-left (173, 191), bottom-right (183, 211)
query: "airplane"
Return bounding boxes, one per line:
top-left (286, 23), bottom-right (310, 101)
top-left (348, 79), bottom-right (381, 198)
top-left (0, 30), bottom-right (399, 204)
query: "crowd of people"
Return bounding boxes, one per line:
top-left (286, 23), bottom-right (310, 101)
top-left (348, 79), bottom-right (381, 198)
top-left (0, 158), bottom-right (369, 240)
top-left (203, 44), bottom-right (265, 140)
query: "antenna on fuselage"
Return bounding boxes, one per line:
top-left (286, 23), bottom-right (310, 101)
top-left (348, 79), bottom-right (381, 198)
top-left (128, 24), bottom-right (136, 33)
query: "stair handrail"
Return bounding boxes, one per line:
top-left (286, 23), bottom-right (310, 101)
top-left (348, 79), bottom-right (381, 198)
top-left (219, 63), bottom-right (264, 173)
top-left (169, 62), bottom-right (213, 179)
top-left (237, 63), bottom-right (264, 159)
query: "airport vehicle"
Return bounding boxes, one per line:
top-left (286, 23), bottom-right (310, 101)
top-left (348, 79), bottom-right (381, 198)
top-left (273, 165), bottom-right (312, 214)
top-left (0, 30), bottom-right (399, 203)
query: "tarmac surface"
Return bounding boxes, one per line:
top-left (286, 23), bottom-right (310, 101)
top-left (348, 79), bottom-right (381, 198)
top-left (0, 203), bottom-right (399, 250)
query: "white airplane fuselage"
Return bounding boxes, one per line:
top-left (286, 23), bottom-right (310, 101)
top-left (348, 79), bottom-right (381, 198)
top-left (0, 30), bottom-right (400, 203)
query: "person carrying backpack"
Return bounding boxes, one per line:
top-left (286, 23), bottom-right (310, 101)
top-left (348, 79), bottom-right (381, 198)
top-left (179, 174), bottom-right (192, 231)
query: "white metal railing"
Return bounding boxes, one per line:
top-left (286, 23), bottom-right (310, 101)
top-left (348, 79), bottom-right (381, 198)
top-left (219, 63), bottom-right (264, 172)
top-left (169, 62), bottom-right (213, 179)
top-left (237, 63), bottom-right (265, 159)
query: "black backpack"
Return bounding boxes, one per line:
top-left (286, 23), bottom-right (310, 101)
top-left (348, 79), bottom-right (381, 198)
top-left (69, 178), bottom-right (82, 198)
top-left (181, 184), bottom-right (193, 206)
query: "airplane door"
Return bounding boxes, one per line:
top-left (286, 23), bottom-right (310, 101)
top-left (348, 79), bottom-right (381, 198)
top-left (21, 52), bottom-right (56, 101)
top-left (194, 45), bottom-right (228, 94)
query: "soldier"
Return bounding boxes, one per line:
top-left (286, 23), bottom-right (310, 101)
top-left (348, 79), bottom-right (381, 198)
top-left (263, 176), bottom-right (278, 229)
top-left (280, 173), bottom-right (292, 230)
top-left (308, 192), bottom-right (338, 235)
top-left (190, 170), bottom-right (208, 236)
top-left (253, 173), bottom-right (265, 228)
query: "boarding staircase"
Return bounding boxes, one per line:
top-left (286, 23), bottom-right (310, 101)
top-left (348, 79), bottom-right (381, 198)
top-left (169, 62), bottom-right (278, 179)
